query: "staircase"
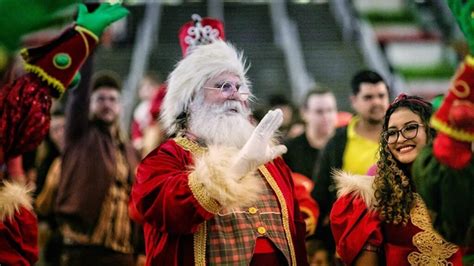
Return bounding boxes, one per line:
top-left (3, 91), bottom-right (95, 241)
top-left (288, 3), bottom-right (365, 111)
top-left (352, 0), bottom-right (457, 99)
top-left (95, 2), bottom-right (366, 111)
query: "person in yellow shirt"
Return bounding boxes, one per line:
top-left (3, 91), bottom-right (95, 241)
top-left (311, 70), bottom-right (390, 253)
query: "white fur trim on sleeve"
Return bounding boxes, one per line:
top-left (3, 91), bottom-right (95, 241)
top-left (0, 181), bottom-right (34, 221)
top-left (332, 169), bottom-right (376, 209)
top-left (190, 145), bottom-right (262, 209)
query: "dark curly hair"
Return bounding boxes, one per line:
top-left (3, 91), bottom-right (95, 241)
top-left (373, 94), bottom-right (434, 225)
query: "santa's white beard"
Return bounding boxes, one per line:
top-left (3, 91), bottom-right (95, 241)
top-left (188, 99), bottom-right (255, 148)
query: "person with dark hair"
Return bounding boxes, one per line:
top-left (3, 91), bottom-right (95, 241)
top-left (129, 40), bottom-right (308, 266)
top-left (311, 70), bottom-right (390, 251)
top-left (0, 3), bottom-right (128, 265)
top-left (268, 94), bottom-right (301, 139)
top-left (330, 94), bottom-right (462, 265)
top-left (350, 70), bottom-right (386, 96)
top-left (54, 65), bottom-right (142, 265)
top-left (282, 88), bottom-right (337, 237)
top-left (284, 88), bottom-right (337, 179)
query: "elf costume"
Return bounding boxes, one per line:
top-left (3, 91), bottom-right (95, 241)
top-left (412, 0), bottom-right (474, 261)
top-left (0, 3), bottom-right (128, 264)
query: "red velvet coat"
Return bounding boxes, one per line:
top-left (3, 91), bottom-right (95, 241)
top-left (129, 138), bottom-right (308, 266)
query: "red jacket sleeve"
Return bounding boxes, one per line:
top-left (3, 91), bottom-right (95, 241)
top-left (129, 140), bottom-right (215, 234)
top-left (330, 193), bottom-right (383, 264)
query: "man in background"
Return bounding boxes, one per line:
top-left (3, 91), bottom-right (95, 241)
top-left (55, 71), bottom-right (141, 265)
top-left (312, 70), bottom-right (390, 252)
top-left (283, 88), bottom-right (338, 179)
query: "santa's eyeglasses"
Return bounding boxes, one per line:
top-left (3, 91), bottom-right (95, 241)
top-left (383, 123), bottom-right (424, 144)
top-left (204, 81), bottom-right (250, 100)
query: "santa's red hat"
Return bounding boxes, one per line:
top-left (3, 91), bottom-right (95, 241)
top-left (178, 14), bottom-right (225, 57)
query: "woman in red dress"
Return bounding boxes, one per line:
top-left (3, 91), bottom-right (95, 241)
top-left (330, 94), bottom-right (463, 265)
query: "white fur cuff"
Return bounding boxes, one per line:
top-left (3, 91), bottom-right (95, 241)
top-left (0, 181), bottom-right (34, 221)
top-left (190, 145), bottom-right (263, 209)
top-left (332, 169), bottom-right (376, 209)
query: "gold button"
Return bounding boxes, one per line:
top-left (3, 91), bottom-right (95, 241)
top-left (257, 226), bottom-right (266, 235)
top-left (248, 207), bottom-right (258, 214)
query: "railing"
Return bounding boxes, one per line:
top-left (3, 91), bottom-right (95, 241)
top-left (121, 2), bottom-right (162, 132)
top-left (269, 1), bottom-right (314, 104)
top-left (328, 0), bottom-right (404, 97)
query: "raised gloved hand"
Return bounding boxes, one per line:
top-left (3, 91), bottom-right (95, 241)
top-left (230, 109), bottom-right (288, 178)
top-left (448, 0), bottom-right (474, 53)
top-left (0, 0), bottom-right (79, 52)
top-left (76, 3), bottom-right (129, 37)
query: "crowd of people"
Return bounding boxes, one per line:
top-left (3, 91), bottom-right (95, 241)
top-left (0, 1), bottom-right (473, 266)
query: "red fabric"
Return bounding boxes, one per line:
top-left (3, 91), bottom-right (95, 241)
top-left (434, 61), bottom-right (474, 136)
top-left (433, 133), bottom-right (472, 169)
top-left (149, 84), bottom-right (167, 121)
top-left (254, 238), bottom-right (276, 253)
top-left (292, 173), bottom-right (319, 226)
top-left (129, 139), bottom-right (308, 266)
top-left (130, 119), bottom-right (142, 141)
top-left (0, 75), bottom-right (52, 165)
top-left (383, 220), bottom-right (463, 265)
top-left (22, 26), bottom-right (98, 98)
top-left (0, 26), bottom-right (98, 265)
top-left (178, 16), bottom-right (225, 56)
top-left (432, 60), bottom-right (474, 169)
top-left (6, 155), bottom-right (25, 178)
top-left (331, 193), bottom-right (464, 265)
top-left (330, 193), bottom-right (383, 264)
top-left (0, 207), bottom-right (38, 266)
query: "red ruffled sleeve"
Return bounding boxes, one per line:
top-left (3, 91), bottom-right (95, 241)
top-left (330, 193), bottom-right (383, 264)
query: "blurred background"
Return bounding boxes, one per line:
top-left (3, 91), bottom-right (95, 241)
top-left (86, 0), bottom-right (466, 127)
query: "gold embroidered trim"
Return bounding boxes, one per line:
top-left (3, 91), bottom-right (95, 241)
top-left (465, 55), bottom-right (474, 67)
top-left (193, 222), bottom-right (207, 266)
top-left (75, 25), bottom-right (99, 43)
top-left (407, 194), bottom-right (458, 265)
top-left (188, 173), bottom-right (221, 214)
top-left (431, 116), bottom-right (474, 142)
top-left (175, 136), bottom-right (209, 265)
top-left (22, 63), bottom-right (66, 96)
top-left (259, 165), bottom-right (297, 266)
top-left (174, 136), bottom-right (206, 155)
top-left (177, 137), bottom-right (219, 212)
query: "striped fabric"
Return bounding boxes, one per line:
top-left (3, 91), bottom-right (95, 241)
top-left (61, 146), bottom-right (133, 254)
top-left (207, 176), bottom-right (290, 265)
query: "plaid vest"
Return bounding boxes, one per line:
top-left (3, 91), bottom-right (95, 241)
top-left (207, 175), bottom-right (290, 265)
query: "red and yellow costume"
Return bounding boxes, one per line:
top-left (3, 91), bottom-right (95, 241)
top-left (129, 137), bottom-right (308, 265)
top-left (330, 171), bottom-right (463, 266)
top-left (413, 56), bottom-right (474, 255)
top-left (0, 25), bottom-right (98, 265)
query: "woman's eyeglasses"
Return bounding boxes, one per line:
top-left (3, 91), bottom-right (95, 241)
top-left (204, 81), bottom-right (250, 100)
top-left (383, 123), bottom-right (424, 144)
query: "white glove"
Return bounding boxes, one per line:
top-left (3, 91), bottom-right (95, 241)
top-left (231, 109), bottom-right (288, 178)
